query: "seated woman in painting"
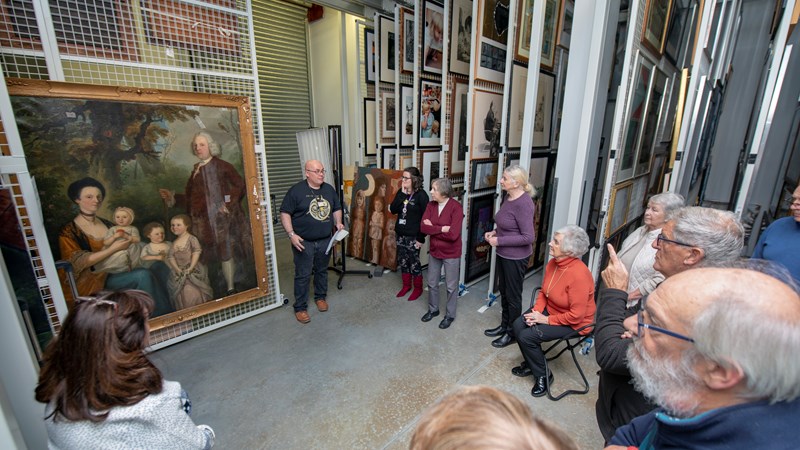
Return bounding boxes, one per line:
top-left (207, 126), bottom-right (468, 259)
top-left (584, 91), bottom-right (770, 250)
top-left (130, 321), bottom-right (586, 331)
top-left (166, 214), bottom-right (213, 310)
top-left (58, 177), bottom-right (172, 317)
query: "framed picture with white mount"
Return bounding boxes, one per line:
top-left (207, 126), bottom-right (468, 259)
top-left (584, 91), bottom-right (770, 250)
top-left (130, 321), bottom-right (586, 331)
top-left (399, 84), bottom-right (415, 147)
top-left (379, 15), bottom-right (396, 83)
top-left (449, 0), bottom-right (473, 76)
top-left (418, 80), bottom-right (442, 147)
top-left (365, 28), bottom-right (376, 84)
top-left (470, 88), bottom-right (503, 160)
top-left (423, 0), bottom-right (445, 75)
top-left (399, 7), bottom-right (415, 74)
top-left (556, 0), bottom-right (573, 49)
top-left (448, 79), bottom-right (469, 177)
top-left (381, 91), bottom-right (397, 140)
top-left (363, 98), bottom-right (378, 157)
top-left (475, 0), bottom-right (510, 84)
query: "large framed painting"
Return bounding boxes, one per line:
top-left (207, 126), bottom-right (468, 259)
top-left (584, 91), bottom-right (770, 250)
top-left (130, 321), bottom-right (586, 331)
top-left (347, 166), bottom-right (403, 269)
top-left (465, 194), bottom-right (496, 282)
top-left (381, 91), bottom-right (397, 140)
top-left (450, 0), bottom-right (473, 76)
top-left (421, 149), bottom-right (442, 189)
top-left (471, 159), bottom-right (499, 191)
top-left (607, 181), bottom-right (633, 238)
top-left (617, 52), bottom-right (654, 181)
top-left (379, 15), bottom-right (396, 83)
top-left (423, 0), bottom-right (445, 75)
top-left (471, 88), bottom-right (503, 159)
top-left (8, 78), bottom-right (268, 331)
top-left (475, 0), bottom-right (510, 83)
top-left (540, 0), bottom-right (559, 70)
top-left (400, 7), bottom-right (415, 74)
top-left (557, 0), bottom-right (574, 50)
top-left (449, 79), bottom-right (469, 176)
top-left (365, 28), bottom-right (376, 84)
top-left (400, 84), bottom-right (415, 147)
top-left (419, 80), bottom-right (442, 147)
top-left (634, 68), bottom-right (669, 177)
top-left (641, 0), bottom-right (674, 57)
top-left (364, 98), bottom-right (378, 156)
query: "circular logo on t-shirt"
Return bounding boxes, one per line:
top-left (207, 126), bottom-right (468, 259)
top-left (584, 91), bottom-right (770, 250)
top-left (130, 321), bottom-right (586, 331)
top-left (309, 197), bottom-right (331, 221)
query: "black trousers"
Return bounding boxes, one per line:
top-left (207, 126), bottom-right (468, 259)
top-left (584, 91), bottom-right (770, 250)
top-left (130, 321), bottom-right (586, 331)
top-left (512, 311), bottom-right (575, 378)
top-left (497, 256), bottom-right (528, 337)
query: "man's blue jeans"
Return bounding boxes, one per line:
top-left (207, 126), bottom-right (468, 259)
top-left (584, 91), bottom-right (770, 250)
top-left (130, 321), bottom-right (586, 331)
top-left (292, 238), bottom-right (330, 312)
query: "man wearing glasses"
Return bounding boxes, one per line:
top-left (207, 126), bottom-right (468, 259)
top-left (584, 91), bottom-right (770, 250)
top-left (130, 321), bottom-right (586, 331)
top-left (752, 183), bottom-right (800, 286)
top-left (280, 160), bottom-right (344, 324)
top-left (607, 268), bottom-right (800, 448)
top-left (594, 206), bottom-right (744, 442)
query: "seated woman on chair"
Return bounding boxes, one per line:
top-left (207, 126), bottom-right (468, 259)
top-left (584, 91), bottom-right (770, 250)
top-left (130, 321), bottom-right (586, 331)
top-left (511, 225), bottom-right (595, 397)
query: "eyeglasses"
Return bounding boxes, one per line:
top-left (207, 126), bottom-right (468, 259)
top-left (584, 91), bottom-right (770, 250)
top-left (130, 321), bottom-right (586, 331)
top-left (784, 197), bottom-right (800, 207)
top-left (306, 169), bottom-right (326, 175)
top-left (656, 233), bottom-right (694, 248)
top-left (637, 297), bottom-right (695, 343)
top-left (401, 176), bottom-right (412, 180)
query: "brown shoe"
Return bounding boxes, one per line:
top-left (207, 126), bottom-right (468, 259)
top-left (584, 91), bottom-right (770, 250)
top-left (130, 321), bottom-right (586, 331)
top-left (315, 299), bottom-right (329, 312)
top-left (295, 310), bottom-right (311, 323)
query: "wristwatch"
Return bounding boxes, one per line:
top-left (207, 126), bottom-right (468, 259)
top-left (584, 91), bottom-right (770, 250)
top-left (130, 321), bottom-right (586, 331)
top-left (288, 231), bottom-right (295, 238)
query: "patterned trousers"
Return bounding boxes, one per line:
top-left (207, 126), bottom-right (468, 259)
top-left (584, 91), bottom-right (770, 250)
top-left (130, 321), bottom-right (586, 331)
top-left (396, 235), bottom-right (422, 276)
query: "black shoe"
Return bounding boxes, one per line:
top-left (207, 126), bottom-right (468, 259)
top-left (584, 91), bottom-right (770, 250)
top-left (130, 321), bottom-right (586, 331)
top-left (484, 325), bottom-right (506, 337)
top-left (421, 310), bottom-right (440, 322)
top-left (439, 317), bottom-right (454, 329)
top-left (531, 373), bottom-right (555, 397)
top-left (511, 361), bottom-right (532, 377)
top-left (491, 333), bottom-right (516, 348)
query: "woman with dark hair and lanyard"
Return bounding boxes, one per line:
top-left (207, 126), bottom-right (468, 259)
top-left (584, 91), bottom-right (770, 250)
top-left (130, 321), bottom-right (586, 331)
top-left (389, 167), bottom-right (429, 301)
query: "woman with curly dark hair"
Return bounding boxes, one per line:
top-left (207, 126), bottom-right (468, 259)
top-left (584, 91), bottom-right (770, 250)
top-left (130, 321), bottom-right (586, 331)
top-left (35, 290), bottom-right (215, 449)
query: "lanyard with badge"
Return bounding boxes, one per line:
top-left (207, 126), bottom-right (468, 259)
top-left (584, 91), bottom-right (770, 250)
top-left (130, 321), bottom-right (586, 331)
top-left (399, 192), bottom-right (413, 225)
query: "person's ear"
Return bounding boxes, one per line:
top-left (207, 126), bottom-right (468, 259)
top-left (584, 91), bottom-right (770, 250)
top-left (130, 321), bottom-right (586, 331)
top-left (684, 247), bottom-right (705, 266)
top-left (699, 358), bottom-right (745, 391)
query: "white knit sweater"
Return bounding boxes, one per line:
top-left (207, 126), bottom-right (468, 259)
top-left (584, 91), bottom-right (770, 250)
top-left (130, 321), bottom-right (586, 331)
top-left (617, 226), bottom-right (665, 299)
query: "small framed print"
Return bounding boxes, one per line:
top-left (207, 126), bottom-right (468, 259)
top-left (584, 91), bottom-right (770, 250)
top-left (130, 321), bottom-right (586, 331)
top-left (418, 80), bottom-right (442, 147)
top-left (470, 88), bottom-right (503, 159)
top-left (400, 85), bottom-right (415, 147)
top-left (423, 1), bottom-right (445, 75)
top-left (381, 91), bottom-right (397, 140)
top-left (515, 0), bottom-right (533, 62)
top-left (399, 7), bottom-right (415, 74)
top-left (381, 146), bottom-right (397, 169)
top-left (421, 149), bottom-right (441, 189)
top-left (379, 15), bottom-right (396, 83)
top-left (540, 0), bottom-right (559, 71)
top-left (364, 98), bottom-right (377, 156)
top-left (607, 181), bottom-right (633, 238)
top-left (641, 0), bottom-right (674, 57)
top-left (475, 0), bottom-right (510, 84)
top-left (557, 0), bottom-right (573, 49)
top-left (449, 0), bottom-right (473, 76)
top-left (508, 64), bottom-right (527, 148)
top-left (449, 79), bottom-right (469, 176)
top-left (471, 159), bottom-right (499, 191)
top-left (365, 28), bottom-right (376, 84)
top-left (533, 71), bottom-right (555, 148)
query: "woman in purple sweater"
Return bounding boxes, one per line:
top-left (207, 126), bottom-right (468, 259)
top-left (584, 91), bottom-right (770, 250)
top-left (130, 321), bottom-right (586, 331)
top-left (483, 165), bottom-right (536, 347)
top-left (420, 178), bottom-right (464, 329)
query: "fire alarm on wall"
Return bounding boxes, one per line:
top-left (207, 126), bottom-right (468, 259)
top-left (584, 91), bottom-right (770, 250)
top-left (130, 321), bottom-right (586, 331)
top-left (307, 4), bottom-right (323, 22)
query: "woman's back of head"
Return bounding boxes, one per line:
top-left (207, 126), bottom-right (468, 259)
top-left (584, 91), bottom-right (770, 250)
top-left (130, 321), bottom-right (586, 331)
top-left (35, 290), bottom-right (163, 422)
top-left (410, 385), bottom-right (578, 450)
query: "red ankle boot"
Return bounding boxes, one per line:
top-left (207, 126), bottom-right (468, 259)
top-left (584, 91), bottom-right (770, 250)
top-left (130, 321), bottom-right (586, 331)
top-left (408, 275), bottom-right (424, 301)
top-left (396, 273), bottom-right (412, 297)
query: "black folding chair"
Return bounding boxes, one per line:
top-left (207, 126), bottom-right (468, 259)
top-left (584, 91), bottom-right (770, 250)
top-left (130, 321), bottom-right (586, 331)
top-left (529, 287), bottom-right (595, 401)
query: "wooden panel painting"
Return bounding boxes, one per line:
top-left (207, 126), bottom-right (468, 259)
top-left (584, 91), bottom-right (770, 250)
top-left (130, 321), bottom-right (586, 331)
top-left (347, 166), bottom-right (403, 270)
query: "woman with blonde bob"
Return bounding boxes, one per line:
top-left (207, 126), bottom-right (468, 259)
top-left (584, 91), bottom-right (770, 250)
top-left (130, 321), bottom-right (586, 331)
top-left (410, 385), bottom-right (578, 450)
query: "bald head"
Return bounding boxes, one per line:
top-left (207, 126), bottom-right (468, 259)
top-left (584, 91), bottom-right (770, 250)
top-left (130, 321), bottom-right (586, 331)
top-left (304, 159), bottom-right (325, 188)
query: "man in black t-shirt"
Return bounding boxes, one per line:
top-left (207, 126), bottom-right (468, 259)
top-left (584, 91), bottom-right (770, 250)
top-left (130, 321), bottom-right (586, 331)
top-left (280, 159), bottom-right (343, 324)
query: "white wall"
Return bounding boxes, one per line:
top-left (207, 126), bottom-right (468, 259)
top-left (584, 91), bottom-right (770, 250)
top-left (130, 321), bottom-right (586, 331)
top-left (309, 8), bottom-right (345, 132)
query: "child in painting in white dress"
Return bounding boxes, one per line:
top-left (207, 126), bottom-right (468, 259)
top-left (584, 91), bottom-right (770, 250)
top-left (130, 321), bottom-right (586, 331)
top-left (94, 206), bottom-right (141, 273)
top-left (166, 214), bottom-right (213, 310)
top-left (140, 222), bottom-right (171, 267)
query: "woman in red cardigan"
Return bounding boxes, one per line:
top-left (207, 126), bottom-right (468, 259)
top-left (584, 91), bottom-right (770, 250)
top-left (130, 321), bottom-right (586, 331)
top-left (511, 225), bottom-right (595, 397)
top-left (419, 178), bottom-right (464, 329)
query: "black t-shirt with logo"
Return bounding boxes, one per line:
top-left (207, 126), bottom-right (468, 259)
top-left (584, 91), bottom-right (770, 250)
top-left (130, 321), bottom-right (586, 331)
top-left (280, 180), bottom-right (341, 241)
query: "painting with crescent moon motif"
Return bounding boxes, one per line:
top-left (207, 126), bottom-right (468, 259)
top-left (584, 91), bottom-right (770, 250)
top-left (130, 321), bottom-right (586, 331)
top-left (347, 167), bottom-right (403, 270)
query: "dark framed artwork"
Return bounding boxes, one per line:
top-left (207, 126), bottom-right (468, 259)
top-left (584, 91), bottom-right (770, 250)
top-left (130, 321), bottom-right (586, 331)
top-left (634, 68), bottom-right (669, 177)
top-left (505, 152), bottom-right (555, 269)
top-left (419, 79), bottom-right (442, 147)
top-left (607, 181), bottom-right (633, 238)
top-left (646, 152), bottom-right (668, 200)
top-left (364, 98), bottom-right (378, 156)
top-left (465, 194), bottom-right (496, 282)
top-left (557, 0), bottom-right (574, 50)
top-left (449, 79), bottom-right (469, 176)
top-left (347, 167), bottom-right (402, 269)
top-left (365, 28), bottom-right (376, 84)
top-left (450, 0), bottom-right (474, 76)
top-left (421, 149), bottom-right (442, 189)
top-left (642, 0), bottom-right (674, 57)
top-left (381, 91), bottom-right (397, 140)
top-left (471, 159), bottom-right (499, 191)
top-left (475, 0), bottom-right (510, 83)
top-left (617, 51), bottom-right (654, 181)
top-left (382, 146), bottom-right (397, 170)
top-left (400, 7), bottom-right (415, 74)
top-left (552, 48), bottom-right (568, 149)
top-left (608, 17), bottom-right (628, 101)
top-left (423, 0), bottom-right (445, 75)
top-left (8, 78), bottom-right (268, 332)
top-left (400, 84), bottom-right (415, 147)
top-left (470, 88), bottom-right (503, 159)
top-left (663, 0), bottom-right (694, 66)
top-left (540, 0), bottom-right (559, 71)
top-left (379, 15), bottom-right (396, 83)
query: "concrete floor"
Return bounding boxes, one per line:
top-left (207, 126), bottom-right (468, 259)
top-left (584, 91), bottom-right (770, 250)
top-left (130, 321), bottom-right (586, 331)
top-left (152, 243), bottom-right (605, 449)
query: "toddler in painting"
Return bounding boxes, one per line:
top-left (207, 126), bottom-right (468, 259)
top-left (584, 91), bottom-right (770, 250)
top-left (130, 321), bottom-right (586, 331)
top-left (420, 102), bottom-right (434, 138)
top-left (95, 206), bottom-right (141, 273)
top-left (166, 214), bottom-right (213, 310)
top-left (140, 222), bottom-right (171, 267)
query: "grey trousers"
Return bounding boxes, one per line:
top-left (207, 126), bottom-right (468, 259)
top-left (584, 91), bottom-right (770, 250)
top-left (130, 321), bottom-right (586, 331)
top-left (427, 255), bottom-right (460, 319)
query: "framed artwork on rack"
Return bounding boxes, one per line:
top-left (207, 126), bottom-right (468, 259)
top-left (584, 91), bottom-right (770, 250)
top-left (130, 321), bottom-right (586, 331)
top-left (379, 16), bottom-right (396, 83)
top-left (669, 68), bottom-right (689, 169)
top-left (399, 154), bottom-right (413, 172)
top-left (647, 153), bottom-right (668, 198)
top-left (365, 28), bottom-right (376, 84)
top-left (508, 64), bottom-right (526, 148)
top-left (607, 181), bottom-right (633, 238)
top-left (634, 68), bottom-right (669, 177)
top-left (381, 91), bottom-right (397, 140)
top-left (540, 0), bottom-right (559, 70)
top-left (552, 48), bottom-right (568, 149)
top-left (348, 167), bottom-right (402, 269)
top-left (533, 71), bottom-right (555, 148)
top-left (515, 0), bottom-right (534, 62)
top-left (423, 1), bottom-right (445, 75)
top-left (471, 159), bottom-right (499, 191)
top-left (608, 18), bottom-right (627, 101)
top-left (627, 175), bottom-right (649, 223)
top-left (617, 52), bottom-right (654, 181)
top-left (421, 149), bottom-right (441, 189)
top-left (475, 0), bottom-right (510, 83)
top-left (450, 0), bottom-right (473, 76)
top-left (663, 0), bottom-right (693, 66)
top-left (418, 80), bottom-right (442, 147)
top-left (400, 85), bottom-right (415, 147)
top-left (641, 0), bottom-right (674, 57)
top-left (8, 78), bottom-right (268, 332)
top-left (471, 88), bottom-right (503, 159)
top-left (364, 98), bottom-right (377, 156)
top-left (465, 194), bottom-right (496, 282)
top-left (382, 146), bottom-right (397, 169)
top-left (400, 8), bottom-right (415, 74)
top-left (557, 0), bottom-right (573, 49)
top-left (449, 79), bottom-right (469, 176)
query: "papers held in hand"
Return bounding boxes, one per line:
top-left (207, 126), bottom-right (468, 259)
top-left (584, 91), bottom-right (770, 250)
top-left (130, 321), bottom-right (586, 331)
top-left (326, 229), bottom-right (350, 254)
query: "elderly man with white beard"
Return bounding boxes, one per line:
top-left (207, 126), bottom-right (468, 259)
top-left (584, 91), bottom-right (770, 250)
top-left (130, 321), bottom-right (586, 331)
top-left (605, 268), bottom-right (800, 449)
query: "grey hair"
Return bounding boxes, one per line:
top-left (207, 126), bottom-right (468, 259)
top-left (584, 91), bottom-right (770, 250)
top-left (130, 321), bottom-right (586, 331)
top-left (648, 192), bottom-right (684, 220)
top-left (692, 294), bottom-right (800, 403)
top-left (503, 165), bottom-right (535, 196)
top-left (190, 131), bottom-right (221, 157)
top-left (555, 225), bottom-right (590, 258)
top-left (672, 207), bottom-right (744, 266)
top-left (432, 178), bottom-right (455, 198)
